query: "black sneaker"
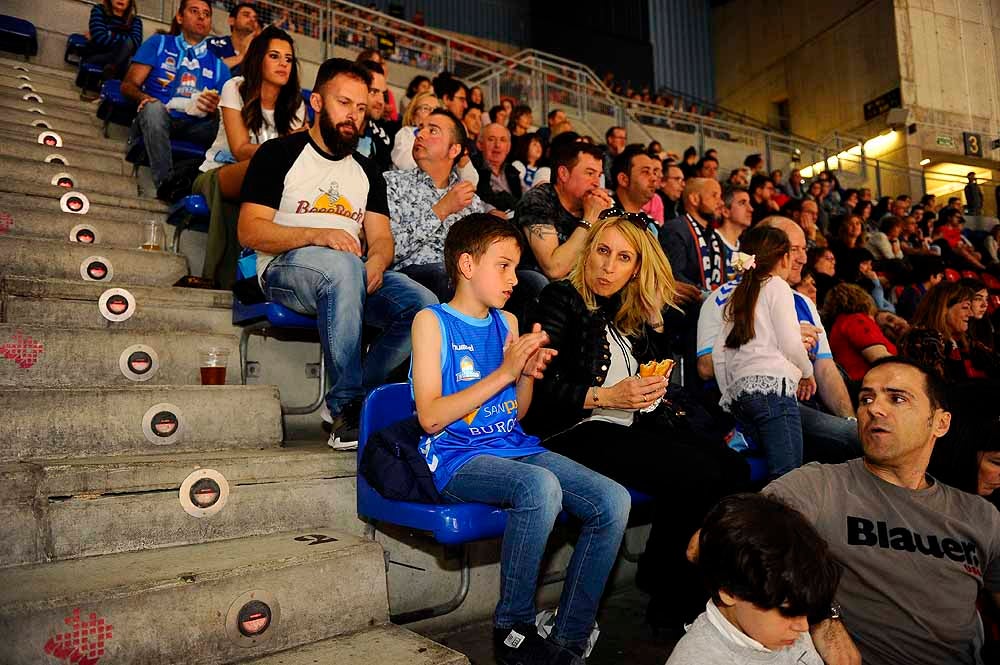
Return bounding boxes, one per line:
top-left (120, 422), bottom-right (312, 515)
top-left (550, 644), bottom-right (586, 665)
top-left (493, 624), bottom-right (559, 665)
top-left (327, 399), bottom-right (362, 451)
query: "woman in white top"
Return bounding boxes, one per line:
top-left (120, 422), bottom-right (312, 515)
top-left (193, 26), bottom-right (306, 288)
top-left (713, 225), bottom-right (816, 480)
top-left (390, 90), bottom-right (438, 171)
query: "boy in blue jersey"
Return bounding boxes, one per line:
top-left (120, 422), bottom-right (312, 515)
top-left (121, 0), bottom-right (231, 198)
top-left (410, 213), bottom-right (631, 665)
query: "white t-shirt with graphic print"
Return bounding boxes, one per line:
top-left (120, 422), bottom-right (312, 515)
top-left (239, 131), bottom-right (389, 282)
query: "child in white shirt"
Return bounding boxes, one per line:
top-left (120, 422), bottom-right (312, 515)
top-left (713, 225), bottom-right (816, 479)
top-left (666, 493), bottom-right (840, 665)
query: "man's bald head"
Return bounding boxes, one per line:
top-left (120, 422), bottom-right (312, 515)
top-left (683, 177), bottom-right (723, 224)
top-left (760, 215), bottom-right (807, 284)
top-left (683, 177), bottom-right (719, 201)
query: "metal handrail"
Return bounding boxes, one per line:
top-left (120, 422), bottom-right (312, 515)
top-left (126, 0), bottom-right (955, 198)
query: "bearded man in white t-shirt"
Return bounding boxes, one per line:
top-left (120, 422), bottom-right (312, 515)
top-left (238, 58), bottom-right (436, 449)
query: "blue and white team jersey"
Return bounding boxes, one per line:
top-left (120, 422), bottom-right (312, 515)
top-left (696, 277), bottom-right (832, 361)
top-left (132, 33), bottom-right (231, 118)
top-left (413, 304), bottom-right (545, 491)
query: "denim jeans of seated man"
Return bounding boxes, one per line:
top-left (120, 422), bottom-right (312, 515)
top-left (128, 100), bottom-right (218, 188)
top-left (440, 450), bottom-right (629, 652)
top-left (398, 263), bottom-right (549, 320)
top-left (262, 246), bottom-right (437, 416)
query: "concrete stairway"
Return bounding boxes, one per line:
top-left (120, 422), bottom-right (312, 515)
top-left (0, 52), bottom-right (467, 665)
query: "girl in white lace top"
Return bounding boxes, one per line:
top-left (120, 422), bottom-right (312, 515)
top-left (712, 225), bottom-right (816, 479)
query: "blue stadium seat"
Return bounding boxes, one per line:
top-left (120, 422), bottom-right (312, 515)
top-left (126, 137), bottom-right (207, 168)
top-left (76, 62), bottom-right (103, 92)
top-left (301, 88), bottom-right (315, 124)
top-left (232, 249), bottom-right (326, 415)
top-left (0, 15), bottom-right (38, 57)
top-left (357, 382), bottom-right (508, 545)
top-left (165, 194), bottom-right (209, 253)
top-left (96, 80), bottom-right (135, 137)
top-left (65, 33), bottom-right (88, 64)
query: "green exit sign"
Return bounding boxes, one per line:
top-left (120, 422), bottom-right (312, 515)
top-left (935, 135), bottom-right (956, 148)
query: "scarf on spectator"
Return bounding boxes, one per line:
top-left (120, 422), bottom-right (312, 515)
top-left (684, 213), bottom-right (724, 290)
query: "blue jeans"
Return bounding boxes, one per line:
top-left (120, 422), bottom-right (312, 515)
top-left (262, 247), bottom-right (436, 415)
top-left (799, 403), bottom-right (862, 464)
top-left (441, 451), bottom-right (629, 650)
top-left (730, 386), bottom-right (803, 480)
top-left (128, 100), bottom-right (218, 188)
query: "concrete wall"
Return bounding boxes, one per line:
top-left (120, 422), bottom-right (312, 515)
top-left (712, 0), bottom-right (900, 142)
top-left (895, 0), bottom-right (1000, 164)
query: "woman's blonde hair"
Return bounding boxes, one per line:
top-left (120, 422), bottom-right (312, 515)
top-left (569, 216), bottom-right (677, 337)
top-left (403, 91), bottom-right (439, 128)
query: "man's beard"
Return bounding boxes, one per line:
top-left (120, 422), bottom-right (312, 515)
top-left (319, 111), bottom-right (360, 159)
top-left (699, 207), bottom-right (718, 225)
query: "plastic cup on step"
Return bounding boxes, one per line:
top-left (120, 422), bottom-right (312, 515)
top-left (140, 220), bottom-right (165, 251)
top-left (199, 347), bottom-right (230, 385)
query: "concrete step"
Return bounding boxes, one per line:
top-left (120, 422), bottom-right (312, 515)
top-left (241, 624), bottom-right (468, 665)
top-left (0, 235), bottom-right (187, 286)
top-left (10, 446), bottom-right (356, 564)
top-left (0, 384), bottom-right (280, 461)
top-left (0, 528), bottom-right (389, 664)
top-left (0, 92), bottom-right (102, 127)
top-left (0, 66), bottom-right (80, 91)
top-left (1, 56), bottom-right (78, 82)
top-left (0, 153), bottom-right (138, 198)
top-left (0, 190), bottom-right (169, 219)
top-left (1, 75), bottom-right (83, 103)
top-left (3, 104), bottom-right (110, 140)
top-left (0, 204), bottom-right (152, 248)
top-left (0, 122), bottom-right (125, 153)
top-left (0, 323), bottom-right (238, 387)
top-left (1, 276), bottom-right (236, 334)
top-left (0, 133), bottom-right (129, 175)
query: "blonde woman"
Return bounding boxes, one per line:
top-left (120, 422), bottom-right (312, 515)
top-left (390, 90), bottom-right (439, 170)
top-left (525, 214), bottom-right (750, 636)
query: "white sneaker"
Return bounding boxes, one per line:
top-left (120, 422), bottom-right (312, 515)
top-left (320, 401), bottom-right (333, 425)
top-left (327, 431), bottom-right (358, 451)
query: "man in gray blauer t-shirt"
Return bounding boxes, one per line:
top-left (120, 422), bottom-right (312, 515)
top-left (766, 357), bottom-right (1000, 665)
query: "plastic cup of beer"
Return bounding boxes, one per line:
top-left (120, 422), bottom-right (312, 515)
top-left (199, 347), bottom-right (230, 385)
top-left (140, 220), bottom-right (165, 251)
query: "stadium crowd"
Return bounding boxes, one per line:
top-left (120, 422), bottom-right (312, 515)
top-left (84, 0), bottom-right (1000, 663)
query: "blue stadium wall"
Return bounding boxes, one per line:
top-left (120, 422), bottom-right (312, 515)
top-left (648, 0), bottom-right (715, 101)
top-left (364, 0), bottom-right (714, 102)
top-left (364, 0), bottom-right (532, 47)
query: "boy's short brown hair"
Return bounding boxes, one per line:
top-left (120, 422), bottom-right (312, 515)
top-left (443, 213), bottom-right (525, 287)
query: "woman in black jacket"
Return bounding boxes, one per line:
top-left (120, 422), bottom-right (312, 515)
top-left (524, 214), bottom-right (749, 635)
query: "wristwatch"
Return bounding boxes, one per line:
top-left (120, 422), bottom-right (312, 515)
top-left (829, 601), bottom-right (843, 620)
top-left (577, 218), bottom-right (593, 231)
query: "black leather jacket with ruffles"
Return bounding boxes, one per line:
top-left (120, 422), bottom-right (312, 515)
top-left (523, 280), bottom-right (673, 439)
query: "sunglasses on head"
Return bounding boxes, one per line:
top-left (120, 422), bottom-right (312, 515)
top-left (598, 206), bottom-right (652, 233)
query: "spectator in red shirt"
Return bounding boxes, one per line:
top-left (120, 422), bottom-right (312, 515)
top-left (823, 283), bottom-right (896, 383)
